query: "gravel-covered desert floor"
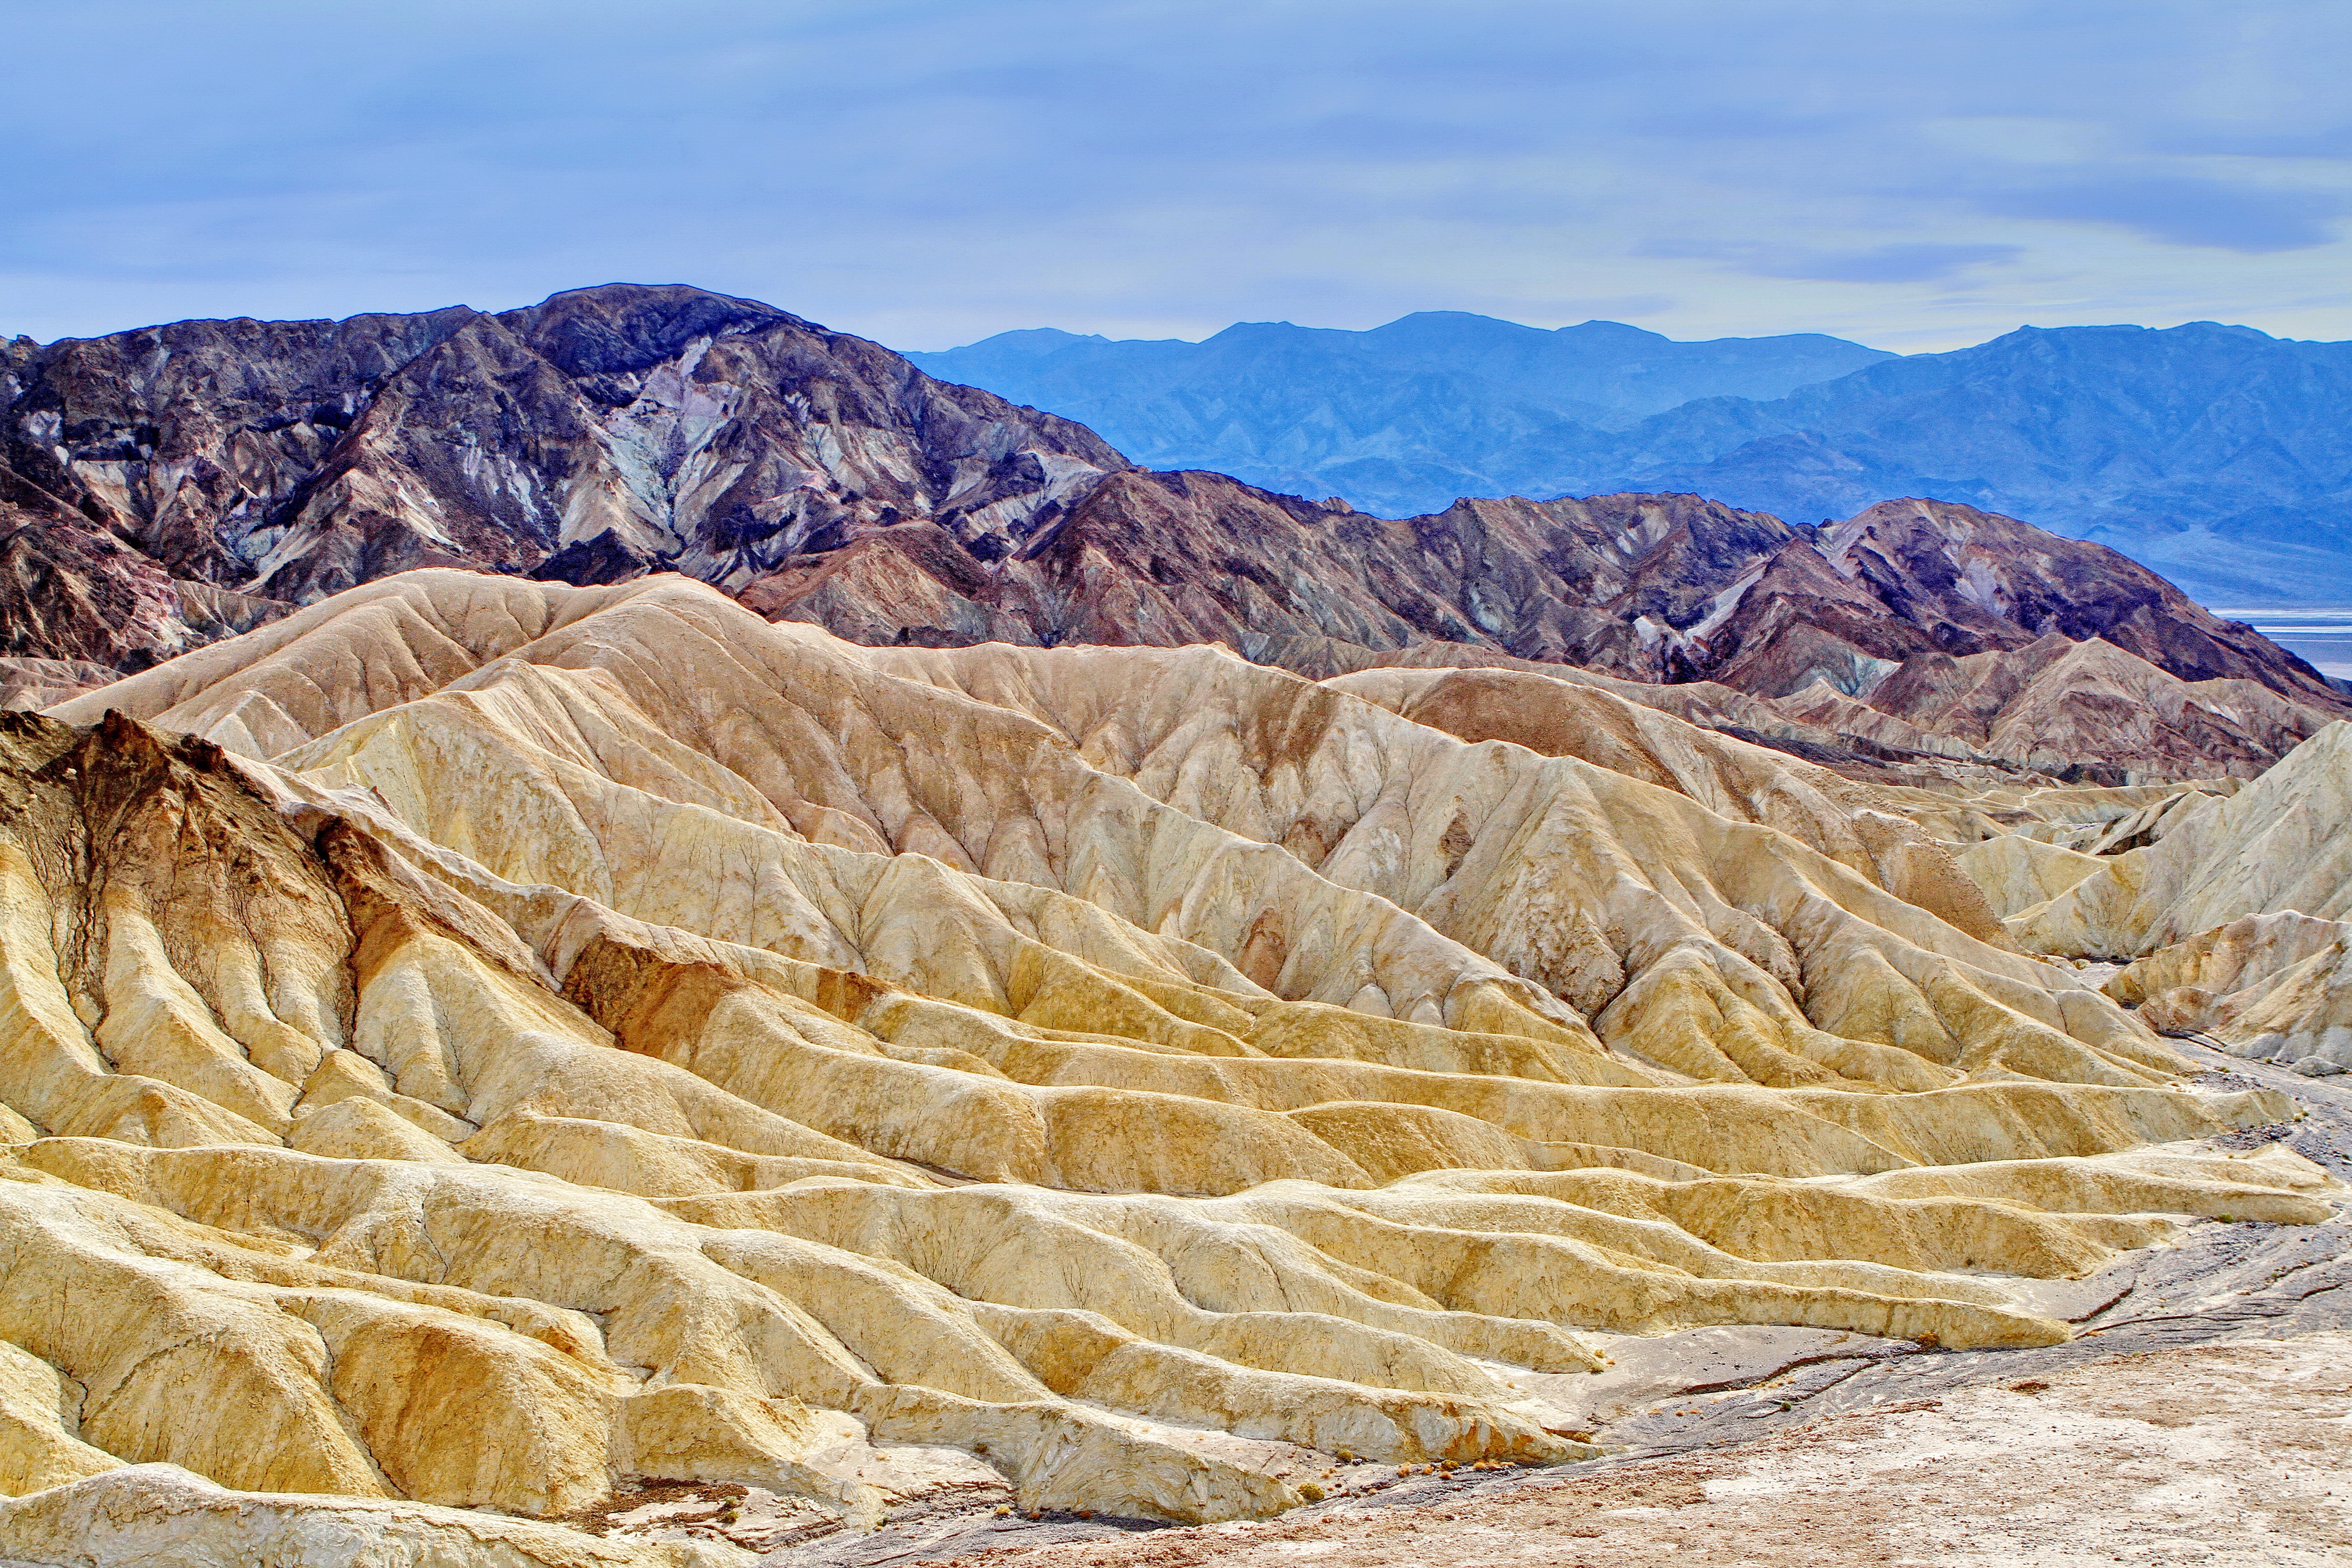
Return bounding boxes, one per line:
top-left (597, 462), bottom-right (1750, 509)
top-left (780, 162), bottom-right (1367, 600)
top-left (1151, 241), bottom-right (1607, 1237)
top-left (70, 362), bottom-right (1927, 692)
top-left (906, 1333), bottom-right (2351, 1568)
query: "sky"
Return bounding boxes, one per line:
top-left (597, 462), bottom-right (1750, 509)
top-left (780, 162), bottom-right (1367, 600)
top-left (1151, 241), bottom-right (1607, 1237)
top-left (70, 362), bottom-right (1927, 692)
top-left (4, 1), bottom-right (2349, 353)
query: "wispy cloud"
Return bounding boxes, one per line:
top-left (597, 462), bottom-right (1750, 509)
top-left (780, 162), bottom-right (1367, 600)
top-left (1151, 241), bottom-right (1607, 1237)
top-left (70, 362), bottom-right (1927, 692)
top-left (1762, 245), bottom-right (2026, 284)
top-left (1977, 175), bottom-right (2348, 253)
top-left (1644, 240), bottom-right (2024, 285)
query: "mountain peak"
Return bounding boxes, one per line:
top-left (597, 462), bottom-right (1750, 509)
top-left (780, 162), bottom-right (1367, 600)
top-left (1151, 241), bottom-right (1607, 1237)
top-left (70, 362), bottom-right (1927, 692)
top-left (1557, 318), bottom-right (1674, 345)
top-left (497, 283), bottom-right (804, 375)
top-left (946, 326), bottom-right (1114, 357)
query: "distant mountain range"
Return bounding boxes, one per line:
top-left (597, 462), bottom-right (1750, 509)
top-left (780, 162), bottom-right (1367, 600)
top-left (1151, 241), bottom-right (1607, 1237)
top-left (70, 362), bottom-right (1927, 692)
top-left (909, 316), bottom-right (2352, 605)
top-left (905, 314), bottom-right (1893, 519)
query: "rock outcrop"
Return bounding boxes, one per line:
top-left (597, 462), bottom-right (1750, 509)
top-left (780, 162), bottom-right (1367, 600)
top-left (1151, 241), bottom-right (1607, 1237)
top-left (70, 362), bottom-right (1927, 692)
top-left (742, 484), bottom-right (2347, 780)
top-left (2008, 723), bottom-right (2352, 956)
top-left (2107, 912), bottom-right (2352, 1075)
top-left (1317, 663), bottom-right (2009, 944)
top-left (0, 1466), bottom-right (733, 1568)
top-left (0, 569), bottom-right (2326, 1563)
top-left (0, 464), bottom-right (286, 677)
top-left (1921, 720), bottom-right (2352, 1076)
top-left (1776, 633), bottom-right (2336, 783)
top-left (1702, 500), bottom-right (2332, 698)
top-left (1, 285), bottom-right (1122, 666)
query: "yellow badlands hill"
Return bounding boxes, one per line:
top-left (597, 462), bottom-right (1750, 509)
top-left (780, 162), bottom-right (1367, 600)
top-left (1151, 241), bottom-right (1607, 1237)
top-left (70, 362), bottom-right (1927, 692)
top-left (0, 571), bottom-right (2332, 1564)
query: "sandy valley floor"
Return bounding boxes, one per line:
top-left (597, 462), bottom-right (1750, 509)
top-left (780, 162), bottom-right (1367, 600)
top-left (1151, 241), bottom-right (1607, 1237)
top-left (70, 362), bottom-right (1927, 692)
top-left (907, 1333), bottom-right (2351, 1568)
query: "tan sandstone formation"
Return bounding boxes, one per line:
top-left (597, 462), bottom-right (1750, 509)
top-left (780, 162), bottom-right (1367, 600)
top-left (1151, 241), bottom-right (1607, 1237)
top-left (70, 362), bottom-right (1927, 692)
top-left (2107, 913), bottom-right (2352, 1075)
top-left (0, 1466), bottom-right (734, 1568)
top-left (1774, 633), bottom-right (2332, 783)
top-left (0, 568), bottom-right (2329, 1563)
top-left (1318, 663), bottom-right (2008, 943)
top-left (2009, 722), bottom-right (2352, 957)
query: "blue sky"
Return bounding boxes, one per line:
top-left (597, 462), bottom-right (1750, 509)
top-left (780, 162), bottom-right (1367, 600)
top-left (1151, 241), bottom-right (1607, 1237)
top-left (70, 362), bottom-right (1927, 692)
top-left (4, 1), bottom-right (2348, 351)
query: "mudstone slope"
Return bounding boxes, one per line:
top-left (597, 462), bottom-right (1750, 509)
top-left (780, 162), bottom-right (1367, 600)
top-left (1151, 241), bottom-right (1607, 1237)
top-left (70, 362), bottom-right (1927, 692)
top-left (0, 569), bottom-right (2338, 1566)
top-left (1945, 720), bottom-right (2352, 1080)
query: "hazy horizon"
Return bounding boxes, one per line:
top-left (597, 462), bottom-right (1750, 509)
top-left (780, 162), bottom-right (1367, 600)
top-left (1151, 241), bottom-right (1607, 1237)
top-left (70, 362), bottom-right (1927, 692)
top-left (6, 2), bottom-right (2348, 352)
top-left (18, 289), bottom-right (2352, 361)
top-left (901, 310), bottom-right (2352, 357)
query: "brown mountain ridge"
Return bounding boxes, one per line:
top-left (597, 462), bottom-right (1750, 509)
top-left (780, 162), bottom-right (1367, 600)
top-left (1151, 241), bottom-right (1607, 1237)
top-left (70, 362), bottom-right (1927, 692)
top-left (5, 283), bottom-right (2343, 779)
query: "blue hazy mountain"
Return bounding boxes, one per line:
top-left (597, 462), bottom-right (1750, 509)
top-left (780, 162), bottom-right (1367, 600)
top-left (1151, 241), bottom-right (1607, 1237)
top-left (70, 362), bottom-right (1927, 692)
top-left (910, 316), bottom-right (2352, 604)
top-left (1566, 323), bottom-right (2352, 605)
top-left (906, 313), bottom-right (1894, 516)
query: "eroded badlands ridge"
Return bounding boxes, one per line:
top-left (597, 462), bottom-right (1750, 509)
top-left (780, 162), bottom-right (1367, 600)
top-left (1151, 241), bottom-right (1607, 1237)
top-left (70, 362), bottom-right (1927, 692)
top-left (0, 569), bottom-right (2334, 1565)
top-left (7, 285), bottom-right (2344, 782)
